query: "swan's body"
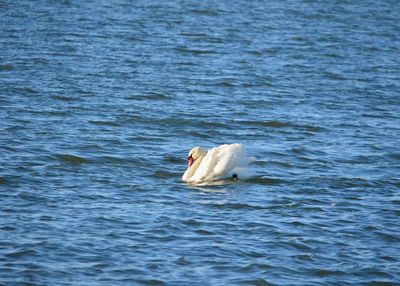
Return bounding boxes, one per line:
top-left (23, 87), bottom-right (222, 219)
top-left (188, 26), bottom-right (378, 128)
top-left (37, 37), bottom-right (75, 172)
top-left (182, 143), bottom-right (256, 184)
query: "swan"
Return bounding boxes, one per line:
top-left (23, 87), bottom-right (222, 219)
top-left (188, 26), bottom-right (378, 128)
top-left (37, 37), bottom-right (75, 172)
top-left (182, 143), bottom-right (256, 184)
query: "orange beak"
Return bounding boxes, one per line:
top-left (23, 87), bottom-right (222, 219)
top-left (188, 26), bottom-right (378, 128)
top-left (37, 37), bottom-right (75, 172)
top-left (188, 155), bottom-right (194, 167)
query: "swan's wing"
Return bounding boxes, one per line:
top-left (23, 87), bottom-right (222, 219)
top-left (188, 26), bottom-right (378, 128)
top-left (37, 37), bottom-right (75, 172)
top-left (209, 144), bottom-right (250, 180)
top-left (194, 144), bottom-right (247, 181)
top-left (189, 143), bottom-right (254, 183)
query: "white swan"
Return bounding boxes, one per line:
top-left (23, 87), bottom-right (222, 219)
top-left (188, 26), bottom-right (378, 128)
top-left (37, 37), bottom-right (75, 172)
top-left (182, 143), bottom-right (256, 184)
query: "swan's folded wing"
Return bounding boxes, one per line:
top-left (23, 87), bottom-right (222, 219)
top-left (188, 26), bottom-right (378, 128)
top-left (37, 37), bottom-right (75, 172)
top-left (189, 144), bottom-right (253, 183)
top-left (209, 144), bottom-right (248, 180)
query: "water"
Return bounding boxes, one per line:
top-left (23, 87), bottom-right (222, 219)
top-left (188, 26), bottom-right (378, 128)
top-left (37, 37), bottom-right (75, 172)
top-left (1, 0), bottom-right (400, 285)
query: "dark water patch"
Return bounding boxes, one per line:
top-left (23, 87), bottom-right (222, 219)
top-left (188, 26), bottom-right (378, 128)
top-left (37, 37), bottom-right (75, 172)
top-left (211, 81), bottom-right (236, 88)
top-left (0, 225), bottom-right (17, 231)
top-left (10, 87), bottom-right (37, 95)
top-left (162, 155), bottom-right (182, 164)
top-left (292, 253), bottom-right (314, 261)
top-left (0, 177), bottom-right (7, 184)
top-left (88, 120), bottom-right (120, 127)
top-left (302, 125), bottom-right (326, 133)
top-left (174, 47), bottom-right (217, 55)
top-left (248, 177), bottom-right (285, 185)
top-left (374, 231), bottom-right (400, 243)
top-left (356, 268), bottom-right (395, 280)
top-left (246, 47), bottom-right (280, 56)
top-left (93, 156), bottom-right (139, 165)
top-left (323, 52), bottom-right (341, 58)
top-left (234, 120), bottom-right (290, 128)
top-left (56, 154), bottom-right (89, 164)
top-left (327, 177), bottom-right (377, 189)
top-left (387, 153), bottom-right (400, 160)
top-left (182, 219), bottom-right (202, 227)
top-left (127, 135), bottom-right (166, 143)
top-left (188, 130), bottom-right (217, 139)
top-left (378, 255), bottom-right (397, 262)
top-left (365, 281), bottom-right (398, 286)
top-left (268, 160), bottom-right (294, 169)
top-left (237, 262), bottom-right (273, 273)
top-left (52, 95), bottom-right (80, 102)
top-left (234, 278), bottom-right (273, 286)
top-left (133, 278), bottom-right (166, 286)
top-left (154, 117), bottom-right (229, 129)
top-left (174, 256), bottom-right (192, 266)
top-left (17, 191), bottom-right (47, 203)
top-left (189, 9), bottom-right (219, 16)
top-left (287, 220), bottom-right (306, 227)
top-left (312, 269), bottom-right (347, 277)
top-left (233, 120), bottom-right (326, 133)
top-left (323, 71), bottom-right (348, 81)
top-left (179, 32), bottom-right (223, 43)
top-left (0, 64), bottom-right (13, 71)
top-left (153, 170), bottom-right (180, 179)
top-left (206, 202), bottom-right (268, 211)
top-left (5, 249), bottom-right (38, 259)
top-left (195, 229), bottom-right (215, 236)
top-left (285, 240), bottom-right (313, 252)
top-left (290, 147), bottom-right (307, 155)
top-left (127, 92), bottom-right (172, 101)
top-left (338, 155), bottom-right (384, 165)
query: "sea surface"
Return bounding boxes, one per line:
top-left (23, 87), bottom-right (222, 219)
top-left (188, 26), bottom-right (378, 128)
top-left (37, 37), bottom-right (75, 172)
top-left (1, 0), bottom-right (400, 285)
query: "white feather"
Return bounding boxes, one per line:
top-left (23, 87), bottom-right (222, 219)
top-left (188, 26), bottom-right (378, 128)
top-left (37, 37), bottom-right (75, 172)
top-left (182, 143), bottom-right (256, 184)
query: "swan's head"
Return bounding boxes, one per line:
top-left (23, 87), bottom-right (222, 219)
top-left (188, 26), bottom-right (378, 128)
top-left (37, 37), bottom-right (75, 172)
top-left (187, 147), bottom-right (206, 167)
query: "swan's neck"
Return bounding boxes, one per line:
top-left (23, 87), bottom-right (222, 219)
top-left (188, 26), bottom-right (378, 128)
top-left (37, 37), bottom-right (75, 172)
top-left (182, 154), bottom-right (205, 182)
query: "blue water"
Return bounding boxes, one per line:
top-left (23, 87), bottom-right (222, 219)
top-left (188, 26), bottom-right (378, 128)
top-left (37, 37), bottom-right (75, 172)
top-left (1, 0), bottom-right (400, 285)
